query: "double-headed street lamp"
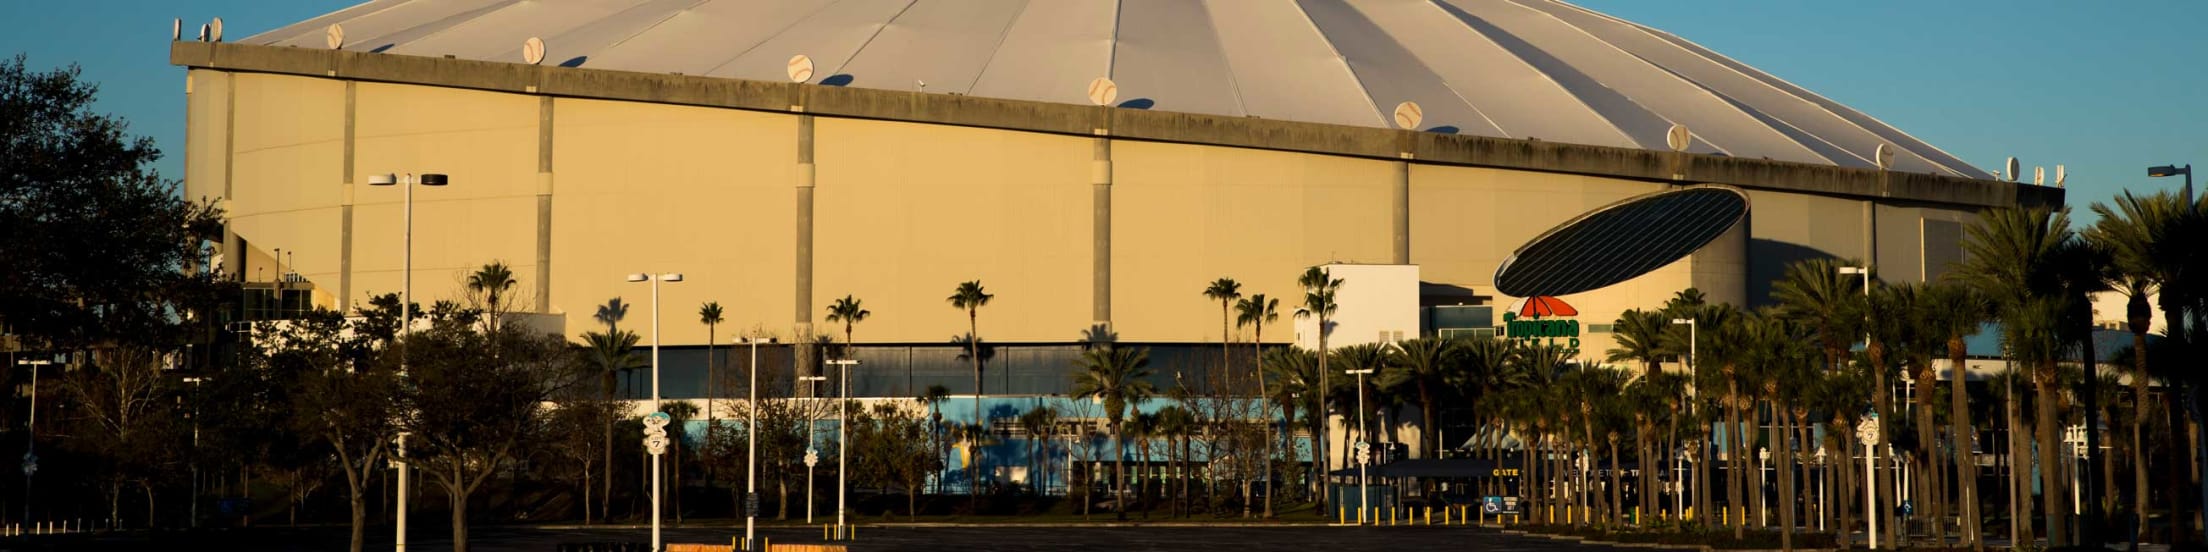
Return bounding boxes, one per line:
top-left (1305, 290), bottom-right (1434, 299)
top-left (367, 171), bottom-right (446, 552)
top-left (626, 272), bottom-right (683, 552)
top-left (1345, 367), bottom-right (1376, 523)
top-left (740, 336), bottom-right (773, 548)
top-left (2150, 164), bottom-right (2192, 204)
top-left (828, 358), bottom-right (860, 539)
top-left (1668, 317), bottom-right (1695, 518)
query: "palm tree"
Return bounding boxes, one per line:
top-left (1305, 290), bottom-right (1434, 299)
top-left (1387, 337), bottom-right (1460, 459)
top-left (581, 325), bottom-right (641, 522)
top-left (1263, 347), bottom-right (1321, 504)
top-left (1072, 345), bottom-right (1157, 521)
top-left (697, 301), bottom-right (724, 493)
top-left (1235, 293), bottom-right (1281, 516)
top-left (594, 298), bottom-right (630, 335)
top-left (1607, 309), bottom-right (1669, 381)
top-left (1204, 278), bottom-right (1244, 378)
top-left (1296, 266), bottom-right (1344, 508)
top-left (1155, 405), bottom-right (1199, 516)
top-left (1920, 282), bottom-right (1988, 549)
top-left (1955, 206), bottom-right (2086, 545)
top-left (825, 295), bottom-right (870, 360)
top-left (919, 384), bottom-right (952, 495)
top-left (947, 281), bottom-right (993, 503)
top-left (468, 261), bottom-right (519, 331)
top-left (2089, 191), bottom-right (2183, 548)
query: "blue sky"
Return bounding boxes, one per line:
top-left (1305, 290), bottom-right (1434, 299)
top-left (1, 1), bottom-right (2201, 223)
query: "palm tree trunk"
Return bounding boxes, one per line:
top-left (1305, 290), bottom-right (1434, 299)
top-left (2010, 372), bottom-right (2035, 546)
top-left (1779, 403), bottom-right (1796, 551)
top-left (1837, 427), bottom-right (1856, 550)
top-left (1950, 338), bottom-right (1982, 551)
top-left (969, 309), bottom-right (982, 509)
top-left (1917, 364), bottom-right (1944, 546)
top-left (1113, 422), bottom-right (1127, 521)
top-left (1638, 418), bottom-right (1655, 526)
top-left (2129, 314), bottom-right (2150, 551)
top-left (2037, 366), bottom-right (2070, 545)
top-left (1728, 390), bottom-right (1746, 538)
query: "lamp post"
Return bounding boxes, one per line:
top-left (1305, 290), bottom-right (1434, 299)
top-left (1758, 447), bottom-right (1771, 525)
top-left (1838, 265), bottom-right (1882, 547)
top-left (367, 171), bottom-right (446, 552)
top-left (1857, 415), bottom-right (1881, 550)
top-left (183, 376), bottom-right (210, 528)
top-left (828, 358), bottom-right (860, 539)
top-left (1346, 367), bottom-right (1375, 522)
top-left (16, 358), bottom-right (50, 526)
top-left (739, 336), bottom-right (773, 547)
top-left (1815, 447), bottom-right (1828, 531)
top-left (626, 272), bottom-right (683, 552)
top-left (2150, 164), bottom-right (2193, 204)
top-left (1676, 446), bottom-right (1690, 520)
top-left (799, 375), bottom-right (826, 525)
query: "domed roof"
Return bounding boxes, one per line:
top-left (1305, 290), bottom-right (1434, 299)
top-left (250, 0), bottom-right (1985, 178)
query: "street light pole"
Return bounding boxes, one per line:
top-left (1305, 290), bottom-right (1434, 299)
top-left (16, 358), bottom-right (50, 527)
top-left (799, 375), bottom-right (827, 525)
top-left (367, 172), bottom-right (446, 552)
top-left (183, 376), bottom-right (209, 528)
top-left (1669, 317), bottom-right (1695, 520)
top-left (827, 359), bottom-right (860, 539)
top-left (1858, 415), bottom-right (1880, 550)
top-left (1346, 367), bottom-right (1375, 522)
top-left (627, 272), bottom-right (683, 552)
top-left (741, 336), bottom-right (772, 547)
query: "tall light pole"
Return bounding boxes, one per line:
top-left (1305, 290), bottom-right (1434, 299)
top-left (367, 171), bottom-right (445, 552)
top-left (627, 272), bottom-right (683, 552)
top-left (16, 357), bottom-right (50, 527)
top-left (1670, 317), bottom-right (1695, 519)
top-left (1838, 264), bottom-right (1880, 547)
top-left (740, 336), bottom-right (773, 547)
top-left (799, 375), bottom-right (827, 524)
top-left (2150, 164), bottom-right (2193, 204)
top-left (1858, 415), bottom-right (1880, 550)
top-left (183, 376), bottom-right (210, 528)
top-left (827, 358), bottom-right (860, 539)
top-left (1346, 367), bottom-right (1375, 522)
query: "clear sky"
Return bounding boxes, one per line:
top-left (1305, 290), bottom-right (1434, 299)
top-left (1, 1), bottom-right (2201, 223)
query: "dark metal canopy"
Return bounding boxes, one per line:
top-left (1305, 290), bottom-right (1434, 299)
top-left (1494, 185), bottom-right (1748, 298)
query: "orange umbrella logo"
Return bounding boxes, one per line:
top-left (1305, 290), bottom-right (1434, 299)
top-left (1507, 296), bottom-right (1578, 318)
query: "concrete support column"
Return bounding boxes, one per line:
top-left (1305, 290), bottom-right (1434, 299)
top-left (1392, 155), bottom-right (1411, 265)
top-left (795, 109), bottom-right (818, 380)
top-left (536, 97), bottom-right (555, 313)
top-left (1091, 130), bottom-right (1112, 326)
top-left (222, 72), bottom-right (241, 283)
top-left (339, 81), bottom-right (356, 312)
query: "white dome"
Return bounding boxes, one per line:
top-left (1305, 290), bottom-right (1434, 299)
top-left (250, 0), bottom-right (1985, 178)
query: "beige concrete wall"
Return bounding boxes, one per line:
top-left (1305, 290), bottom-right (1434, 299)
top-left (814, 117), bottom-right (1091, 345)
top-left (550, 98), bottom-right (796, 345)
top-left (183, 70), bottom-right (229, 206)
top-left (201, 74), bottom-right (1947, 351)
top-left (228, 73), bottom-right (346, 290)
top-left (1110, 140), bottom-right (1396, 344)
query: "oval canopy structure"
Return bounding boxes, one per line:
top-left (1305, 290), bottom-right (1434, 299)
top-left (1494, 186), bottom-right (1748, 298)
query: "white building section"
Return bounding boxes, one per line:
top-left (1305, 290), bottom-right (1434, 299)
top-left (1295, 263), bottom-right (1419, 350)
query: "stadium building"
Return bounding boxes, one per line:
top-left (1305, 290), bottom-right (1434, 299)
top-left (175, 0), bottom-right (2061, 485)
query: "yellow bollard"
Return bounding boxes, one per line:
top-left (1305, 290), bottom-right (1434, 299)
top-left (1340, 505), bottom-right (1348, 525)
top-left (1425, 506), bottom-right (1431, 525)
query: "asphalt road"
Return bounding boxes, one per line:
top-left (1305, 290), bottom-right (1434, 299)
top-left (0, 524), bottom-right (1634, 552)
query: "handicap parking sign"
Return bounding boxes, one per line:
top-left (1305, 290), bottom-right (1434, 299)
top-left (1483, 496), bottom-right (1503, 514)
